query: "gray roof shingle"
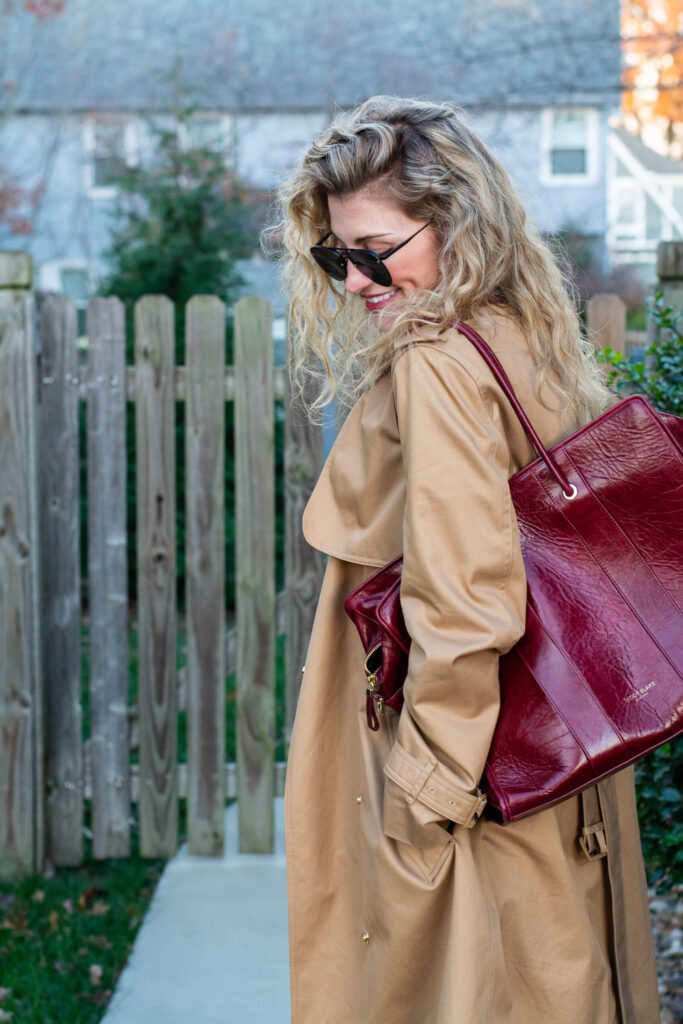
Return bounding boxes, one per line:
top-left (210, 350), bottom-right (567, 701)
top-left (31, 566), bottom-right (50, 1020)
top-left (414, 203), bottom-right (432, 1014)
top-left (4, 0), bottom-right (621, 113)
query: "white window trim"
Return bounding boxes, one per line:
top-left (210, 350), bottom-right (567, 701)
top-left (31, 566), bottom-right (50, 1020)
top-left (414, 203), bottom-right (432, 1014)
top-left (540, 108), bottom-right (600, 188)
top-left (608, 132), bottom-right (683, 240)
top-left (177, 112), bottom-right (233, 148)
top-left (82, 115), bottom-right (139, 200)
top-left (39, 258), bottom-right (95, 295)
top-left (38, 260), bottom-right (96, 341)
top-left (609, 180), bottom-right (644, 243)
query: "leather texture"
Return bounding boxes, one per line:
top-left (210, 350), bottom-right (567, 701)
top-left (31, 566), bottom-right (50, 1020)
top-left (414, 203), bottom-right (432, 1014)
top-left (343, 321), bottom-right (683, 824)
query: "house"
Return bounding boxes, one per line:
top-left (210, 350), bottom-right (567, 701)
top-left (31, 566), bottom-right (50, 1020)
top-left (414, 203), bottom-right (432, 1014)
top-left (608, 126), bottom-right (683, 285)
top-left (0, 0), bottom-right (622, 319)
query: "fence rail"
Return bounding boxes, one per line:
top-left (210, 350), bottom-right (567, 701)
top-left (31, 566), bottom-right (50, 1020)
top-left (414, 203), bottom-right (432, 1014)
top-left (0, 251), bottom-right (325, 878)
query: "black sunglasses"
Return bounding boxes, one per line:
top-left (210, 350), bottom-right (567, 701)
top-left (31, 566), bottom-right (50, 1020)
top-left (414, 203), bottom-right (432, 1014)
top-left (310, 221), bottom-right (433, 287)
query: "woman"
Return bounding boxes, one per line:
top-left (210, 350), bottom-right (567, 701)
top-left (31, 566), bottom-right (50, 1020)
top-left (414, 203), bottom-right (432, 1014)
top-left (276, 96), bottom-right (659, 1024)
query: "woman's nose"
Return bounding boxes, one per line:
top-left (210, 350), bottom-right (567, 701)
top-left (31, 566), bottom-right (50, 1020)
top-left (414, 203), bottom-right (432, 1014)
top-left (344, 261), bottom-right (370, 294)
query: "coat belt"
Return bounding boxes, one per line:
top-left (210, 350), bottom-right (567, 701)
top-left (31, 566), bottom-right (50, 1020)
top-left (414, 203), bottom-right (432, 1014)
top-left (383, 743), bottom-right (487, 828)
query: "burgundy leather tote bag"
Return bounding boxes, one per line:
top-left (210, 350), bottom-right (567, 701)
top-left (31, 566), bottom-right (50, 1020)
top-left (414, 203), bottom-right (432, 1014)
top-left (343, 322), bottom-right (683, 824)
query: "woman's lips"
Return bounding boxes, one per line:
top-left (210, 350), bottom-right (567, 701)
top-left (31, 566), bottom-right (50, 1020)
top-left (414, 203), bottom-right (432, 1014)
top-left (364, 289), bottom-right (398, 311)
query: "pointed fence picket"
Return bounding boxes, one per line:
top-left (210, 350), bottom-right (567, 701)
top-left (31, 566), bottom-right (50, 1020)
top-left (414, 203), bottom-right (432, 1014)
top-left (0, 251), bottom-right (324, 877)
top-left (0, 253), bottom-right (43, 880)
top-left (86, 296), bottom-right (130, 860)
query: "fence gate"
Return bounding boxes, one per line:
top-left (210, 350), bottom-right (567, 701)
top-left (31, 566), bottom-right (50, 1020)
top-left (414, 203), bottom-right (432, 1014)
top-left (0, 250), bottom-right (325, 879)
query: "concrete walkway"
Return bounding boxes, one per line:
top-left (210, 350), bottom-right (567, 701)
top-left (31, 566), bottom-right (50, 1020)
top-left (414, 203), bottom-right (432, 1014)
top-left (101, 798), bottom-right (291, 1024)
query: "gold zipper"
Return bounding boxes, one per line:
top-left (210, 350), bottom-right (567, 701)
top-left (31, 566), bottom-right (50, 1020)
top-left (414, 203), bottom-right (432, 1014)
top-left (364, 642), bottom-right (382, 676)
top-left (366, 673), bottom-right (385, 714)
top-left (363, 642), bottom-right (384, 730)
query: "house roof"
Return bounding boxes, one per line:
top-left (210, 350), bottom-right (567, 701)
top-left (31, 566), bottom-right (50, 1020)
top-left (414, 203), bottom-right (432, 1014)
top-left (4, 0), bottom-right (621, 114)
top-left (612, 127), bottom-right (683, 176)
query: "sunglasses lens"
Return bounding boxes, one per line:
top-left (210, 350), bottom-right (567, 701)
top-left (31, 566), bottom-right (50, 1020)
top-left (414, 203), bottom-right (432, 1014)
top-left (349, 252), bottom-right (392, 287)
top-left (310, 247), bottom-right (347, 281)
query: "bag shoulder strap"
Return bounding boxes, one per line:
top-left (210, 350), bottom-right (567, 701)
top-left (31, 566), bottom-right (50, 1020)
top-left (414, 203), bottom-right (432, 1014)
top-left (391, 323), bottom-right (576, 497)
top-left (454, 321), bottom-right (575, 496)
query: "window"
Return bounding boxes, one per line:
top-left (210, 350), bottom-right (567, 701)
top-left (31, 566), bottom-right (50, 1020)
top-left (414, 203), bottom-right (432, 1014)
top-left (612, 183), bottom-right (641, 241)
top-left (645, 194), bottom-right (663, 241)
top-left (60, 266), bottom-right (90, 337)
top-left (179, 114), bottom-right (234, 164)
top-left (83, 116), bottom-right (138, 198)
top-left (38, 261), bottom-right (93, 338)
top-left (541, 109), bottom-right (599, 187)
top-left (673, 187), bottom-right (683, 219)
top-left (551, 113), bottom-right (587, 174)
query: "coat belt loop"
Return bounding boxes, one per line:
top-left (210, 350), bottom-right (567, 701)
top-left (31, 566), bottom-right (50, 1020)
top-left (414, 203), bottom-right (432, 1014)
top-left (404, 759), bottom-right (438, 805)
top-left (578, 785), bottom-right (608, 861)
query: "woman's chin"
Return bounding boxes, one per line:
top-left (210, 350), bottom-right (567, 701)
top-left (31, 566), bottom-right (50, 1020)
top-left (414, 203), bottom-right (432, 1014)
top-left (372, 303), bottom-right (402, 331)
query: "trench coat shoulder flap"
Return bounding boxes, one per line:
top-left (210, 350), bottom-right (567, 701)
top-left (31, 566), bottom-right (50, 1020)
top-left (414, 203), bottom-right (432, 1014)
top-left (381, 314), bottom-right (582, 847)
top-left (301, 367), bottom-right (406, 567)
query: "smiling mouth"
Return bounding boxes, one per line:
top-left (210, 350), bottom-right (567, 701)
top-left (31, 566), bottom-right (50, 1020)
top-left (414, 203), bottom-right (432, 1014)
top-left (364, 289), bottom-right (398, 310)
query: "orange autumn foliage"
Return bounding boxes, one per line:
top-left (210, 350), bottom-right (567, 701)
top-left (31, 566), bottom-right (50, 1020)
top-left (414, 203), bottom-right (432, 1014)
top-left (622, 0), bottom-right (683, 142)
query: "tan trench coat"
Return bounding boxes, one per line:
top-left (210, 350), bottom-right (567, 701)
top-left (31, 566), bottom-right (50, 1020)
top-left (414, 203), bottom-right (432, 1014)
top-left (284, 314), bottom-right (659, 1024)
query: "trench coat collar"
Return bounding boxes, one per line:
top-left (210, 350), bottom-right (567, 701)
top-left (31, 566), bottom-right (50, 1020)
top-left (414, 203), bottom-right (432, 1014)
top-left (302, 368), bottom-right (405, 567)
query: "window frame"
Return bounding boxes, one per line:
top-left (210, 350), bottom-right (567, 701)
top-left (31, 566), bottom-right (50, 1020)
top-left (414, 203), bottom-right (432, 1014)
top-left (540, 108), bottom-right (600, 188)
top-left (38, 259), bottom-right (95, 339)
top-left (177, 112), bottom-right (234, 164)
top-left (610, 180), bottom-right (643, 242)
top-left (82, 115), bottom-right (139, 199)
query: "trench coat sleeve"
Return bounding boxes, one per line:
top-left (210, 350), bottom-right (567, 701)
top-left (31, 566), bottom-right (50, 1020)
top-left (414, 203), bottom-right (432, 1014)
top-left (383, 342), bottom-right (527, 846)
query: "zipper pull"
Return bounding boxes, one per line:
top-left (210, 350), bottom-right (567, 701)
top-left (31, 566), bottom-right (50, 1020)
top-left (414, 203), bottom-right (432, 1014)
top-left (366, 674), bottom-right (380, 731)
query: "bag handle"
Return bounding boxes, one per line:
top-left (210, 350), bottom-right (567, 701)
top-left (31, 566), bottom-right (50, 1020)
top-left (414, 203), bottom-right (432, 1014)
top-left (455, 321), bottom-right (577, 499)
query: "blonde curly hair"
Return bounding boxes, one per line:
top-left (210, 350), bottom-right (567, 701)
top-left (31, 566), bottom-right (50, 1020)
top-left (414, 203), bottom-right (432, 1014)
top-left (269, 95), bottom-right (613, 425)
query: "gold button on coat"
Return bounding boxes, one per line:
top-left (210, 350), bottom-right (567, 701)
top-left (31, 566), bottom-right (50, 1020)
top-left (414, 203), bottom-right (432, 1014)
top-left (362, 931), bottom-right (370, 943)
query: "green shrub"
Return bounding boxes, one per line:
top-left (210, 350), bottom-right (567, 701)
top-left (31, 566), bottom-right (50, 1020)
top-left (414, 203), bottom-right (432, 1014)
top-left (596, 291), bottom-right (683, 416)
top-left (597, 292), bottom-right (683, 888)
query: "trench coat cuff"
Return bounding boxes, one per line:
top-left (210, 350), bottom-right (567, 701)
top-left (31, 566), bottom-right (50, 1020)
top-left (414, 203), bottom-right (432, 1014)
top-left (383, 742), bottom-right (487, 829)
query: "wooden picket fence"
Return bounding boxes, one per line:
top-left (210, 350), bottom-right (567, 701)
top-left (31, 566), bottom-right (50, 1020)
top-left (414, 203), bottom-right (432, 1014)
top-left (4, 239), bottom-right (670, 882)
top-left (0, 251), bottom-right (325, 879)
top-left (585, 292), bottom-right (647, 359)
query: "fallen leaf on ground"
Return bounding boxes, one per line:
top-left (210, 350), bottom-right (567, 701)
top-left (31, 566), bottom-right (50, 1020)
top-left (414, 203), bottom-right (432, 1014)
top-left (82, 989), bottom-right (111, 1007)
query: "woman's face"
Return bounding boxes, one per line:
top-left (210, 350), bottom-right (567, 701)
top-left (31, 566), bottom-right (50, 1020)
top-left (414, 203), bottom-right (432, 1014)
top-left (326, 190), bottom-right (441, 325)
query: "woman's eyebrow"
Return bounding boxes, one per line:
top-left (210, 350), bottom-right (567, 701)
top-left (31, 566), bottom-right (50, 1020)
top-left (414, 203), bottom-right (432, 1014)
top-left (330, 229), bottom-right (394, 247)
top-left (354, 232), bottom-right (393, 246)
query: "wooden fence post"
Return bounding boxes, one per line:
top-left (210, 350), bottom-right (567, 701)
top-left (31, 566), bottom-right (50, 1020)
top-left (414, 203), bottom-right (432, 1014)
top-left (283, 343), bottom-right (324, 756)
top-left (87, 297), bottom-right (130, 858)
top-left (234, 297), bottom-right (275, 854)
top-left (586, 293), bottom-right (626, 352)
top-left (655, 241), bottom-right (683, 335)
top-left (185, 296), bottom-right (226, 856)
top-left (37, 292), bottom-right (83, 866)
top-left (0, 251), bottom-right (44, 879)
top-left (135, 296), bottom-right (177, 858)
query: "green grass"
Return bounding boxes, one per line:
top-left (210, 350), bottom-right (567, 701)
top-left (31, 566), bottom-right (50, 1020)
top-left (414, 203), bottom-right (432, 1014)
top-left (0, 623), bottom-right (287, 1023)
top-left (0, 853), bottom-right (165, 1023)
